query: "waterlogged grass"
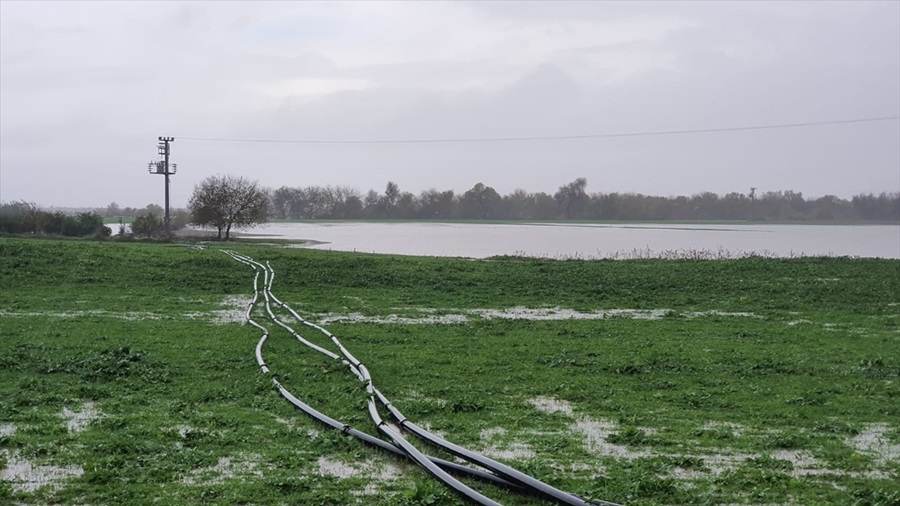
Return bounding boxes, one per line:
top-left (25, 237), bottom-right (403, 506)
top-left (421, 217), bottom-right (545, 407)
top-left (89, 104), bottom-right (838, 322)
top-left (1, 237), bottom-right (898, 505)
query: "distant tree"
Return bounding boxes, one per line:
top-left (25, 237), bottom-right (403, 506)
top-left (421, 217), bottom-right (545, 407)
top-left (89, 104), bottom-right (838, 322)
top-left (720, 192), bottom-right (748, 220)
top-left (531, 192), bottom-right (557, 220)
top-left (343, 194), bottom-right (364, 219)
top-left (323, 185), bottom-right (363, 219)
top-left (0, 201), bottom-right (37, 234)
top-left (0, 201), bottom-right (32, 234)
top-left (105, 202), bottom-right (121, 218)
top-left (75, 212), bottom-right (107, 237)
top-left (384, 181), bottom-right (400, 207)
top-left (691, 191), bottom-right (720, 220)
top-left (363, 190), bottom-right (380, 218)
top-left (270, 186), bottom-right (292, 219)
top-left (374, 181), bottom-right (401, 218)
top-left (418, 189), bottom-right (456, 219)
top-left (188, 175), bottom-right (268, 240)
top-left (554, 177), bottom-right (588, 219)
top-left (501, 189), bottom-right (532, 220)
top-left (810, 195), bottom-right (851, 221)
top-left (852, 192), bottom-right (900, 221)
top-left (395, 191), bottom-right (417, 219)
top-left (170, 209), bottom-right (191, 231)
top-left (461, 183), bottom-right (501, 219)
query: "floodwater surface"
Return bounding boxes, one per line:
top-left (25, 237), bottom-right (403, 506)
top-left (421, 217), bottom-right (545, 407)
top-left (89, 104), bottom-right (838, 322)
top-left (243, 222), bottom-right (900, 259)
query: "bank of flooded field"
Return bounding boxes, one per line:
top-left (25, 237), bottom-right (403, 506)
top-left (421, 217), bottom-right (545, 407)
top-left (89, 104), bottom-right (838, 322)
top-left (0, 238), bottom-right (898, 505)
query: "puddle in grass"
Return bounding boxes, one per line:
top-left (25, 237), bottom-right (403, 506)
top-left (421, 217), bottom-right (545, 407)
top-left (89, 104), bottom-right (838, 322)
top-left (318, 456), bottom-right (402, 495)
top-left (0, 309), bottom-right (162, 320)
top-left (182, 295), bottom-right (254, 325)
top-left (0, 450), bottom-right (84, 493)
top-left (479, 427), bottom-right (536, 460)
top-left (211, 295), bottom-right (254, 324)
top-left (528, 396), bottom-right (574, 416)
top-left (0, 302), bottom-right (765, 327)
top-left (847, 423), bottom-right (900, 467)
top-left (316, 306), bottom-right (761, 325)
top-left (61, 402), bottom-right (98, 433)
top-left (700, 421), bottom-right (745, 438)
top-left (273, 416), bottom-right (320, 438)
top-left (318, 312), bottom-right (468, 325)
top-left (181, 453), bottom-right (267, 485)
top-left (0, 404), bottom-right (95, 493)
top-left (0, 295), bottom-right (253, 326)
top-left (404, 390), bottom-right (448, 408)
top-left (482, 442), bottom-right (537, 460)
top-left (525, 396), bottom-right (898, 483)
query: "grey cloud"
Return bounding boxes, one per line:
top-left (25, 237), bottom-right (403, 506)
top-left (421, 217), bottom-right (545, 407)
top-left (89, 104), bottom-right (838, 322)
top-left (1, 1), bottom-right (897, 207)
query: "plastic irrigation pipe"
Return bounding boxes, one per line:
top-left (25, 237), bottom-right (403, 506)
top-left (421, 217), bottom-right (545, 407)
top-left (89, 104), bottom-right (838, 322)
top-left (226, 251), bottom-right (516, 488)
top-left (245, 259), bottom-right (615, 506)
top-left (223, 251), bottom-right (524, 496)
top-left (232, 251), bottom-right (619, 506)
top-left (226, 251), bottom-right (618, 506)
top-left (383, 402), bottom-right (620, 506)
top-left (253, 334), bottom-right (524, 490)
top-left (231, 253), bottom-right (505, 506)
top-left (271, 375), bottom-right (523, 490)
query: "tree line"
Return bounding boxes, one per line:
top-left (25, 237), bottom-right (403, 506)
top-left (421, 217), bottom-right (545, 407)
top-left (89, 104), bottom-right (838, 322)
top-left (0, 200), bottom-right (199, 238)
top-left (269, 179), bottom-right (899, 222)
top-left (0, 201), bottom-right (111, 238)
top-left (2, 177), bottom-right (897, 240)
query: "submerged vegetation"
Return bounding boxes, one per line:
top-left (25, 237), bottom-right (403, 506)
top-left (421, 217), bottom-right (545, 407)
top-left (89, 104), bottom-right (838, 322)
top-left (0, 237), bottom-right (898, 505)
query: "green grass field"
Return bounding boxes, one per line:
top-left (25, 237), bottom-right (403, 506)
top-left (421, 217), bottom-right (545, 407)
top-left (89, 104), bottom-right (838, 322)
top-left (1, 237), bottom-right (898, 505)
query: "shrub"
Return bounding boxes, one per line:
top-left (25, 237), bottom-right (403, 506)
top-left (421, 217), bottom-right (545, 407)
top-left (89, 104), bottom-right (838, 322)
top-left (131, 213), bottom-right (164, 238)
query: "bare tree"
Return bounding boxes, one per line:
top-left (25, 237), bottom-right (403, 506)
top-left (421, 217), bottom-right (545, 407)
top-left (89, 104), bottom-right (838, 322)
top-left (188, 175), bottom-right (268, 240)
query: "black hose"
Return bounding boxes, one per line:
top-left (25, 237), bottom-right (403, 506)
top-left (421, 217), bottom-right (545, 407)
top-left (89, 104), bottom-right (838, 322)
top-left (224, 250), bottom-right (524, 500)
top-left (223, 250), bottom-right (620, 506)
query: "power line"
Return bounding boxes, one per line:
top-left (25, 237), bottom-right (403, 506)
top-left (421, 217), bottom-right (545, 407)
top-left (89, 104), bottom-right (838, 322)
top-left (177, 115), bottom-right (900, 145)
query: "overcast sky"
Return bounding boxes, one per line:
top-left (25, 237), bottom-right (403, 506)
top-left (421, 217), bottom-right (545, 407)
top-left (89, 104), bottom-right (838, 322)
top-left (1, 1), bottom-right (898, 208)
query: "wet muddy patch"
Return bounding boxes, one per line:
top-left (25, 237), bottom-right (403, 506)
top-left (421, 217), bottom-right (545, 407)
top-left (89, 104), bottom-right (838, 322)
top-left (522, 397), bottom-right (898, 484)
top-left (846, 423), bottom-right (900, 467)
top-left (315, 306), bottom-right (761, 325)
top-left (0, 450), bottom-right (84, 493)
top-left (61, 402), bottom-right (99, 433)
top-left (700, 421), bottom-right (745, 438)
top-left (0, 309), bottom-right (162, 320)
top-left (183, 295), bottom-right (253, 325)
top-left (181, 453), bottom-right (267, 485)
top-left (317, 456), bottom-right (401, 480)
top-left (211, 295), bottom-right (254, 324)
top-left (528, 396), bottom-right (575, 416)
top-left (317, 456), bottom-right (402, 496)
top-left (0, 299), bottom-right (253, 325)
top-left (318, 312), bottom-right (468, 325)
top-left (479, 427), bottom-right (536, 460)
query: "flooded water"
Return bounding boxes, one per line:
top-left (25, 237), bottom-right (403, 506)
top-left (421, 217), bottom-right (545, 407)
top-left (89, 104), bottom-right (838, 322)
top-left (243, 222), bottom-right (900, 259)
